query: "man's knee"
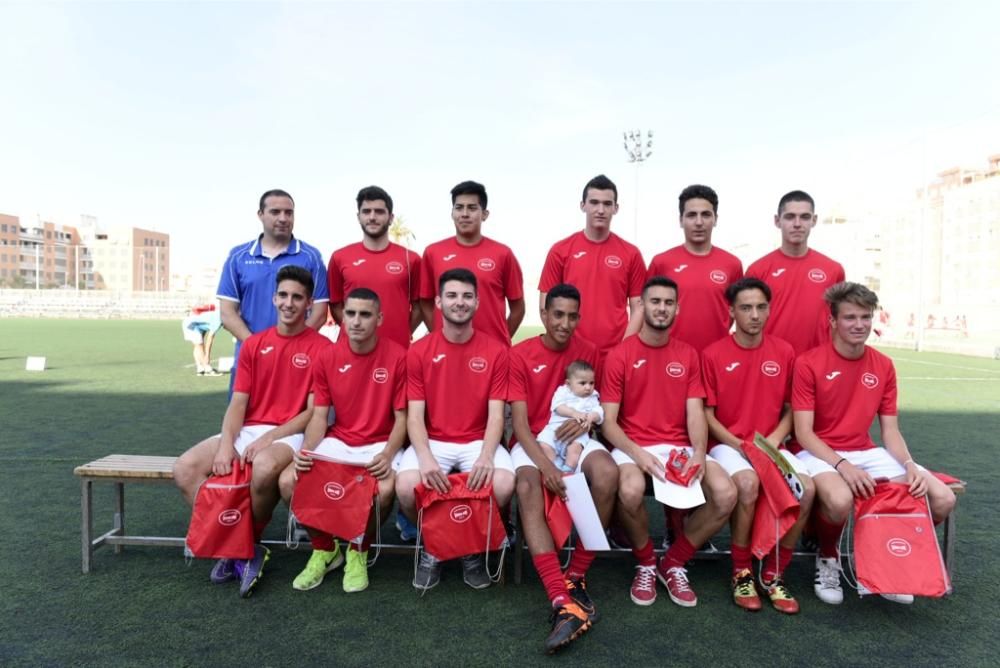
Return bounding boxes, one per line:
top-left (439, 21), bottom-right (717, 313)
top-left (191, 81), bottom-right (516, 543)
top-left (493, 471), bottom-right (515, 505)
top-left (395, 470), bottom-right (419, 506)
top-left (277, 464), bottom-right (296, 503)
top-left (617, 468), bottom-right (645, 510)
top-left (705, 466), bottom-right (737, 516)
top-left (516, 469), bottom-right (542, 504)
top-left (584, 453), bottom-right (619, 499)
top-left (815, 474), bottom-right (853, 522)
top-left (733, 470), bottom-right (759, 506)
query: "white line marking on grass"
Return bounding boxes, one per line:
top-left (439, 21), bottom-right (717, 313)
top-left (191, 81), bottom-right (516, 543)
top-left (896, 358), bottom-right (1000, 374)
top-left (899, 376), bottom-right (999, 381)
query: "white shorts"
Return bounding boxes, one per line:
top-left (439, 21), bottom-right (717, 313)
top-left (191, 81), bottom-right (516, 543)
top-left (217, 424), bottom-right (304, 455)
top-left (398, 440), bottom-right (515, 474)
top-left (510, 440), bottom-right (609, 474)
top-left (796, 447), bottom-right (924, 479)
top-left (536, 425), bottom-right (591, 450)
top-left (311, 437), bottom-right (403, 471)
top-left (611, 443), bottom-right (719, 468)
top-left (710, 444), bottom-right (807, 476)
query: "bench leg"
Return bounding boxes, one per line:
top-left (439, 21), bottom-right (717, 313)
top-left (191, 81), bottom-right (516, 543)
top-left (113, 482), bottom-right (125, 554)
top-left (943, 508), bottom-right (957, 583)
top-left (81, 479), bottom-right (93, 574)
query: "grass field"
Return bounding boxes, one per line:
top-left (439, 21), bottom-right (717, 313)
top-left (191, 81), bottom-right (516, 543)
top-left (2, 318), bottom-right (998, 667)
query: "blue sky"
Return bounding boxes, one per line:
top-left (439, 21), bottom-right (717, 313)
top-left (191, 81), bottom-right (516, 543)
top-left (2, 1), bottom-right (998, 283)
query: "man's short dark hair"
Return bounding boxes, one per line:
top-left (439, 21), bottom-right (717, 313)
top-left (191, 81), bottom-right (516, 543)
top-left (642, 275), bottom-right (679, 298)
top-left (259, 189), bottom-right (294, 213)
top-left (581, 174), bottom-right (618, 203)
top-left (544, 283), bottom-right (581, 310)
top-left (276, 265), bottom-right (313, 298)
top-left (451, 181), bottom-right (488, 209)
top-left (346, 287), bottom-right (381, 308)
top-left (725, 277), bottom-right (771, 305)
top-left (356, 186), bottom-right (393, 214)
top-left (438, 267), bottom-right (478, 295)
top-left (825, 281), bottom-right (878, 317)
top-left (679, 184), bottom-right (719, 216)
top-left (777, 190), bottom-right (815, 215)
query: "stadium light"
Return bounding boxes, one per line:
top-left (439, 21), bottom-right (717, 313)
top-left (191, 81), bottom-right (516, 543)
top-left (623, 129), bottom-right (654, 245)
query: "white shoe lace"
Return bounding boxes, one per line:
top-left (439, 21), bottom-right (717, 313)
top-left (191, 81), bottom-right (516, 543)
top-left (633, 565), bottom-right (656, 593)
top-left (816, 559), bottom-right (842, 589)
top-left (666, 567), bottom-right (692, 593)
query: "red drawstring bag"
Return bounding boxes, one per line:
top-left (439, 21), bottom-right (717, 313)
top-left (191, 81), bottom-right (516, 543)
top-left (542, 479), bottom-right (573, 550)
top-left (185, 462), bottom-right (255, 559)
top-left (741, 438), bottom-right (800, 560)
top-left (414, 473), bottom-right (508, 561)
top-left (852, 481), bottom-right (952, 598)
top-left (291, 454), bottom-right (378, 543)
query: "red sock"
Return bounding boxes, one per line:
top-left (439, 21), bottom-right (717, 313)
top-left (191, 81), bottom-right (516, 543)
top-left (533, 551), bottom-right (571, 608)
top-left (762, 546), bottom-right (794, 581)
top-left (632, 539), bottom-right (656, 567)
top-left (815, 512), bottom-right (845, 559)
top-left (731, 543), bottom-right (752, 573)
top-left (350, 538), bottom-right (371, 552)
top-left (566, 540), bottom-right (595, 580)
top-left (253, 517), bottom-right (271, 543)
top-left (310, 533), bottom-right (335, 551)
top-left (663, 533), bottom-right (696, 570)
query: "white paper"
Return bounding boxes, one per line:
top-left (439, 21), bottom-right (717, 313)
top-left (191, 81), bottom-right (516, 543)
top-left (25, 356), bottom-right (46, 372)
top-left (651, 454), bottom-right (706, 509)
top-left (563, 473), bottom-right (610, 551)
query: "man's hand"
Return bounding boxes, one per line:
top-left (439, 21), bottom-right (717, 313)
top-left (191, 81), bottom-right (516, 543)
top-left (679, 450), bottom-right (706, 485)
top-left (555, 419), bottom-right (587, 445)
top-left (639, 449), bottom-right (666, 482)
top-left (838, 460), bottom-right (876, 498)
top-left (291, 450), bottom-right (314, 481)
top-left (242, 431), bottom-right (275, 464)
top-left (906, 463), bottom-right (928, 498)
top-left (539, 460), bottom-right (568, 499)
top-left (212, 444), bottom-right (237, 476)
top-left (366, 452), bottom-right (392, 481)
top-left (467, 454), bottom-right (495, 491)
top-left (418, 452), bottom-right (450, 493)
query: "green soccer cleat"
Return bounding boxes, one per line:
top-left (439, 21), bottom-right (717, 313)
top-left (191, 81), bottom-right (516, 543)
top-left (342, 548), bottom-right (369, 593)
top-left (292, 544), bottom-right (344, 592)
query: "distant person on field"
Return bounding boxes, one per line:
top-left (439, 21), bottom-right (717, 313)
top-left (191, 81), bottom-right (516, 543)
top-left (173, 265), bottom-right (331, 598)
top-left (217, 189), bottom-right (330, 391)
top-left (182, 304), bottom-right (223, 376)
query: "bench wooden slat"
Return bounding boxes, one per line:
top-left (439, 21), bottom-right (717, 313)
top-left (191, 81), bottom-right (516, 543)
top-left (74, 454), bottom-right (177, 479)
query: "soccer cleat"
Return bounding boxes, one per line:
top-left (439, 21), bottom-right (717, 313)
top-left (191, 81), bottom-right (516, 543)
top-left (342, 548), bottom-right (369, 593)
top-left (814, 556), bottom-right (844, 605)
top-left (396, 511), bottom-right (418, 542)
top-left (858, 583), bottom-right (914, 605)
top-left (760, 576), bottom-right (800, 614)
top-left (238, 544), bottom-right (271, 598)
top-left (731, 568), bottom-right (762, 611)
top-left (203, 368), bottom-right (223, 377)
top-left (461, 553), bottom-right (492, 590)
top-left (629, 565), bottom-right (658, 606)
top-left (566, 577), bottom-right (600, 623)
top-left (657, 560), bottom-right (698, 607)
top-left (209, 558), bottom-right (237, 584)
top-left (544, 602), bottom-right (592, 654)
top-left (291, 544), bottom-right (344, 591)
top-left (413, 550), bottom-right (443, 591)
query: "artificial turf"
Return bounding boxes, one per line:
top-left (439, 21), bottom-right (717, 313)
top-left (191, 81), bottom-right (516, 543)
top-left (1, 319), bottom-right (997, 666)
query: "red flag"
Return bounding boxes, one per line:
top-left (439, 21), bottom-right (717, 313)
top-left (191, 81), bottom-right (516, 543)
top-left (853, 481), bottom-right (951, 598)
top-left (741, 439), bottom-right (800, 560)
top-left (185, 462), bottom-right (255, 559)
top-left (542, 479), bottom-right (573, 550)
top-left (414, 473), bottom-right (508, 561)
top-left (291, 455), bottom-right (378, 543)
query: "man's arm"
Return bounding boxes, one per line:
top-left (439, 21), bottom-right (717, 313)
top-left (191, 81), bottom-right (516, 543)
top-left (419, 299), bottom-right (435, 331)
top-left (368, 408), bottom-right (408, 481)
top-left (219, 300), bottom-right (252, 343)
top-left (511, 401), bottom-right (567, 497)
top-left (215, 392), bottom-right (249, 475)
top-left (704, 406), bottom-right (743, 449)
top-left (624, 296), bottom-right (643, 338)
top-left (407, 399), bottom-right (449, 492)
top-left (409, 302), bottom-right (423, 333)
top-left (293, 403), bottom-right (331, 478)
top-left (764, 404), bottom-right (793, 447)
top-left (600, 402), bottom-right (664, 481)
top-left (506, 298), bottom-right (526, 339)
top-left (683, 397), bottom-right (708, 481)
top-left (794, 409), bottom-right (875, 498)
top-left (330, 303), bottom-right (345, 326)
top-left (306, 304), bottom-right (328, 331)
top-left (469, 399), bottom-right (505, 491)
top-left (879, 414), bottom-right (927, 497)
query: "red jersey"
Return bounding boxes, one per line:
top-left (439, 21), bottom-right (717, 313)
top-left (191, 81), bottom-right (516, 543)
top-left (234, 326), bottom-right (331, 427)
top-left (745, 248), bottom-right (845, 355)
top-left (601, 335), bottom-right (705, 446)
top-left (647, 245), bottom-right (743, 352)
top-left (312, 337), bottom-right (407, 446)
top-left (507, 334), bottom-right (600, 446)
top-left (418, 236), bottom-right (524, 345)
top-left (327, 241), bottom-right (421, 349)
top-left (407, 330), bottom-right (509, 443)
top-left (791, 344), bottom-right (897, 451)
top-left (701, 334), bottom-right (795, 445)
top-left (539, 231), bottom-right (645, 354)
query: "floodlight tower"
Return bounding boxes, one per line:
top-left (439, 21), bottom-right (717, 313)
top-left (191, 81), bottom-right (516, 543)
top-left (623, 129), bottom-right (653, 245)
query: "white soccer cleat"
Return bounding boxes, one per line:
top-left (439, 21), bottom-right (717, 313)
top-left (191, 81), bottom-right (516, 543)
top-left (814, 556), bottom-right (844, 605)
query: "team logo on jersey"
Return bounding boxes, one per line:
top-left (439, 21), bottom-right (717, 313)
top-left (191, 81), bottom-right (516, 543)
top-left (572, 251), bottom-right (587, 259)
top-left (352, 259), bottom-right (367, 267)
top-left (886, 537), bottom-right (911, 557)
top-left (338, 364), bottom-right (352, 373)
top-left (372, 367), bottom-right (389, 383)
top-left (292, 353), bottom-right (311, 369)
top-left (673, 264), bottom-right (688, 273)
top-left (861, 372), bottom-right (879, 389)
top-left (443, 254), bottom-right (457, 261)
top-left (709, 270), bottom-right (728, 284)
top-left (477, 258), bottom-right (496, 272)
top-left (260, 346), bottom-right (274, 355)
top-left (604, 255), bottom-right (623, 269)
top-left (532, 364), bottom-right (547, 374)
top-left (771, 268), bottom-right (786, 277)
top-left (761, 361), bottom-right (781, 377)
top-left (469, 356), bottom-right (488, 373)
top-left (808, 268), bottom-right (828, 283)
top-left (633, 359), bottom-right (647, 369)
top-left (450, 504), bottom-right (473, 523)
top-left (218, 509), bottom-right (242, 526)
top-left (666, 362), bottom-right (686, 378)
top-left (385, 261), bottom-right (404, 274)
top-left (323, 482), bottom-right (346, 501)
top-left (432, 354), bottom-right (447, 363)
top-left (825, 371), bottom-right (841, 381)
top-left (725, 362), bottom-right (740, 372)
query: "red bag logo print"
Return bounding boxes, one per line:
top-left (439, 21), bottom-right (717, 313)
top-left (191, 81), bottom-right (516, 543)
top-left (887, 538), bottom-right (912, 557)
top-left (450, 504), bottom-right (473, 523)
top-left (323, 481), bottom-right (346, 500)
top-left (218, 509), bottom-right (242, 526)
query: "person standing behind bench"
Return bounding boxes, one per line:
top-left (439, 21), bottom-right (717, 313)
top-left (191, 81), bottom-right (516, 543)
top-left (174, 265), bottom-right (331, 598)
